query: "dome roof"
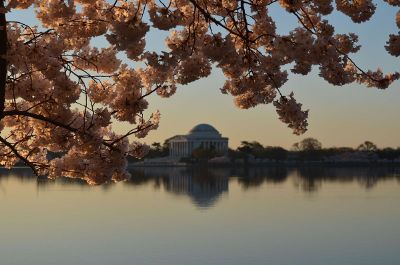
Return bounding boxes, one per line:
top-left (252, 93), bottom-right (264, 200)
top-left (188, 124), bottom-right (221, 139)
top-left (189, 124), bottom-right (218, 133)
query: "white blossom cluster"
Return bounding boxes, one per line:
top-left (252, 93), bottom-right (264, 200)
top-left (1, 0), bottom-right (399, 184)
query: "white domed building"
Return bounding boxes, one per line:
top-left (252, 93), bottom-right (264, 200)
top-left (169, 124), bottom-right (229, 158)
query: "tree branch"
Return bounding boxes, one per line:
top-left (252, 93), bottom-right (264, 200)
top-left (3, 109), bottom-right (120, 152)
top-left (0, 0), bottom-right (7, 119)
top-left (0, 135), bottom-right (39, 176)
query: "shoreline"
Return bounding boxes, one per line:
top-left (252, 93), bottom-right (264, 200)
top-left (130, 160), bottom-right (400, 168)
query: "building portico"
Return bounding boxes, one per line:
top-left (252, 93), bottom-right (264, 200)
top-left (169, 124), bottom-right (229, 158)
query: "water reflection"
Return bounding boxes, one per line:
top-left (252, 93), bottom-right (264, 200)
top-left (126, 167), bottom-right (229, 207)
top-left (1, 166), bottom-right (400, 208)
top-left (293, 166), bottom-right (400, 192)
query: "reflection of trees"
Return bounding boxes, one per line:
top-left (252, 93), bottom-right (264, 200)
top-left (2, 166), bottom-right (400, 201)
top-left (126, 168), bottom-right (164, 189)
top-left (128, 166), bottom-right (400, 196)
top-left (0, 167), bottom-right (35, 180)
top-left (0, 167), bottom-right (87, 187)
top-left (37, 176), bottom-right (87, 187)
top-left (236, 167), bottom-right (289, 189)
top-left (294, 166), bottom-right (400, 192)
top-left (292, 167), bottom-right (323, 192)
top-left (120, 166), bottom-right (400, 194)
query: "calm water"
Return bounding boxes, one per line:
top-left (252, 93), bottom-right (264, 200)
top-left (1, 166), bottom-right (400, 265)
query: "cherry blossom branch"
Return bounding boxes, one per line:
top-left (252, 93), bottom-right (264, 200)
top-left (294, 9), bottom-right (383, 83)
top-left (3, 108), bottom-right (153, 154)
top-left (24, 29), bottom-right (54, 45)
top-left (0, 135), bottom-right (39, 176)
top-left (188, 0), bottom-right (245, 40)
top-left (138, 84), bottom-right (162, 100)
top-left (108, 122), bottom-right (154, 145)
top-left (4, 110), bottom-right (81, 132)
top-left (3, 110), bottom-right (116, 151)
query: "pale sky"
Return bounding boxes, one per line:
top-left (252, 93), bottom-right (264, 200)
top-left (8, 2), bottom-right (400, 149)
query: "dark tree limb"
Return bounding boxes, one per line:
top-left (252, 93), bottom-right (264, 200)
top-left (0, 135), bottom-right (39, 176)
top-left (0, 0), bottom-right (7, 119)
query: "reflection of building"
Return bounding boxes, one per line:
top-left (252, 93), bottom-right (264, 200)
top-left (166, 174), bottom-right (229, 208)
top-left (128, 167), bottom-right (229, 208)
top-left (169, 124), bottom-right (229, 157)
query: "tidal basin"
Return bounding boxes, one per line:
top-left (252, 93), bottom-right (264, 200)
top-left (1, 166), bottom-right (399, 265)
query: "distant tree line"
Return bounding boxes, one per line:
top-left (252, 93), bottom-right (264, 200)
top-left (142, 138), bottom-right (400, 163)
top-left (146, 142), bottom-right (170, 158)
top-left (228, 138), bottom-right (400, 162)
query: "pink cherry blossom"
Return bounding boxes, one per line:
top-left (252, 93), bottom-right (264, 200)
top-left (0, 0), bottom-right (398, 184)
